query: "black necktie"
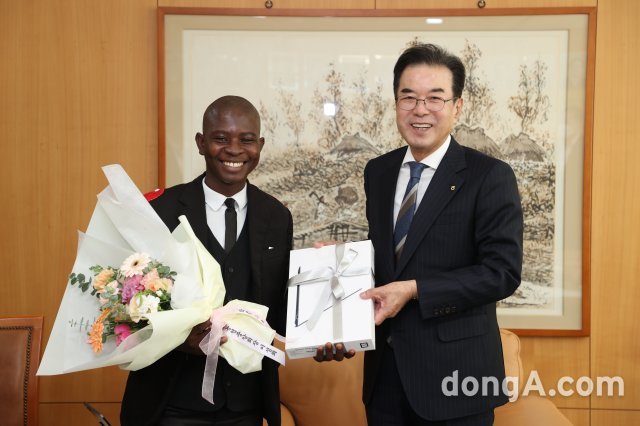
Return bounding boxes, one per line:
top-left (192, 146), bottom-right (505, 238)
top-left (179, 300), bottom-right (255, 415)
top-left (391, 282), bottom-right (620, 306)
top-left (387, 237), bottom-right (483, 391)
top-left (224, 198), bottom-right (236, 253)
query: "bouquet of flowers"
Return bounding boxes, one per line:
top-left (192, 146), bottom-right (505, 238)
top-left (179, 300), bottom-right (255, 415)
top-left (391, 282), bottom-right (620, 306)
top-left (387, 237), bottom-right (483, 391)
top-left (70, 252), bottom-right (177, 353)
top-left (38, 165), bottom-right (284, 389)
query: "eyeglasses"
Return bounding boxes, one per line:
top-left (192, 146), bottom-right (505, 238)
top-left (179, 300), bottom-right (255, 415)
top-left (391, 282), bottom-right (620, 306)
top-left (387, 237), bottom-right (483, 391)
top-left (396, 96), bottom-right (457, 112)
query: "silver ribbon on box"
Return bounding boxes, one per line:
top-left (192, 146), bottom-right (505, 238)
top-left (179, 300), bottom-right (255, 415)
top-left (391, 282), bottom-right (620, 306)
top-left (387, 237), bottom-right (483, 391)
top-left (287, 244), bottom-right (369, 341)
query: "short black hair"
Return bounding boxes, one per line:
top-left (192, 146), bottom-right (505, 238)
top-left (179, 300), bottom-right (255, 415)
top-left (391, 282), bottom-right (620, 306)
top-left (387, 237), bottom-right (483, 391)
top-left (393, 43), bottom-right (466, 100)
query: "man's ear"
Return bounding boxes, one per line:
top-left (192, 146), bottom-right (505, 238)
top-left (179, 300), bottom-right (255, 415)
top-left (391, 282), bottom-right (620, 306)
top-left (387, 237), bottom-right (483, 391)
top-left (259, 137), bottom-right (265, 151)
top-left (195, 133), bottom-right (205, 155)
top-left (453, 98), bottom-right (464, 119)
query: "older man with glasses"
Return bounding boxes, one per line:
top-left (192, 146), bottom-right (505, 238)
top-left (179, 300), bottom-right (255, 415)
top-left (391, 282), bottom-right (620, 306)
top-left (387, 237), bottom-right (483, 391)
top-left (318, 43), bottom-right (524, 426)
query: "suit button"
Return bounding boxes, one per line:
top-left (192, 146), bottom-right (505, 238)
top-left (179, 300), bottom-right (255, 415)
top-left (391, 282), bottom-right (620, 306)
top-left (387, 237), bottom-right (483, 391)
top-left (228, 267), bottom-right (234, 273)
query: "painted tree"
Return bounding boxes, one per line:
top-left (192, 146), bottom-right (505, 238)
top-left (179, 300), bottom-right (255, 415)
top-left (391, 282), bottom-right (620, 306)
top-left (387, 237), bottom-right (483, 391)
top-left (278, 90), bottom-right (305, 147)
top-left (508, 60), bottom-right (550, 135)
top-left (405, 36), bottom-right (421, 49)
top-left (459, 40), bottom-right (496, 130)
top-left (349, 72), bottom-right (393, 145)
top-left (308, 63), bottom-right (349, 149)
top-left (258, 101), bottom-right (278, 141)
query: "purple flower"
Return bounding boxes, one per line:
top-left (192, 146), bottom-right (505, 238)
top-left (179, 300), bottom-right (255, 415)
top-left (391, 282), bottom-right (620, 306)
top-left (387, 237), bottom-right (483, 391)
top-left (121, 275), bottom-right (144, 304)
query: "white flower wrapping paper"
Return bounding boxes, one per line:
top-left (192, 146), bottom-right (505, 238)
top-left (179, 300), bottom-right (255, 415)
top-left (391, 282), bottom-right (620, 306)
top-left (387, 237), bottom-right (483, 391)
top-left (38, 164), bottom-right (279, 376)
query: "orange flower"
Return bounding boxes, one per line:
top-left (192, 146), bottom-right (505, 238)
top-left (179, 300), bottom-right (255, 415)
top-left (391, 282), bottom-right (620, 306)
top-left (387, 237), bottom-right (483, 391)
top-left (93, 268), bottom-right (115, 293)
top-left (87, 308), bottom-right (111, 353)
top-left (148, 277), bottom-right (173, 293)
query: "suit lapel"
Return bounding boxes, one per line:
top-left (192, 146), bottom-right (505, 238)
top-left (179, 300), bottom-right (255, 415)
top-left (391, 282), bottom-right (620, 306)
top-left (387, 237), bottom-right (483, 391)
top-left (376, 148), bottom-right (406, 281)
top-left (247, 184), bottom-right (266, 304)
top-left (179, 174), bottom-right (211, 249)
top-left (395, 139), bottom-right (466, 275)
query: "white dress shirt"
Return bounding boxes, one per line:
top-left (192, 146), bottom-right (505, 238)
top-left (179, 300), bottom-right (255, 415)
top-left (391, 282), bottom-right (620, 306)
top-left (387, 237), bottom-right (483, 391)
top-left (202, 179), bottom-right (248, 249)
top-left (393, 135), bottom-right (451, 228)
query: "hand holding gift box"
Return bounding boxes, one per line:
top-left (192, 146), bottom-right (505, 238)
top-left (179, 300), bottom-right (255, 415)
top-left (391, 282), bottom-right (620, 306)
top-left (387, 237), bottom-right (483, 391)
top-left (285, 241), bottom-right (376, 359)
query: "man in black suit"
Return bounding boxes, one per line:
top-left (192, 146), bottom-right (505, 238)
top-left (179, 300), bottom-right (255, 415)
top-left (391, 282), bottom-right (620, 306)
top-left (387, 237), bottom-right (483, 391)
top-left (320, 44), bottom-right (523, 425)
top-left (120, 96), bottom-right (292, 426)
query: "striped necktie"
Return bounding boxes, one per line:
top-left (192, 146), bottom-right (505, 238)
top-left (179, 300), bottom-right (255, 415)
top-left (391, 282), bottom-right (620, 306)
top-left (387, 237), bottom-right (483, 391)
top-left (394, 161), bottom-right (427, 262)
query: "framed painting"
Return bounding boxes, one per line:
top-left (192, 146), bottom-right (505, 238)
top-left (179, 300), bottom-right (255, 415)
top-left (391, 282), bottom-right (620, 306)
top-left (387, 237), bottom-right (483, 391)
top-left (158, 8), bottom-right (595, 336)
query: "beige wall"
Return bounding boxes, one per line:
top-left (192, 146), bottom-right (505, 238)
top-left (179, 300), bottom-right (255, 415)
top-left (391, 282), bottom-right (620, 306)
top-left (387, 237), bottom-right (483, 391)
top-left (1, 0), bottom-right (637, 425)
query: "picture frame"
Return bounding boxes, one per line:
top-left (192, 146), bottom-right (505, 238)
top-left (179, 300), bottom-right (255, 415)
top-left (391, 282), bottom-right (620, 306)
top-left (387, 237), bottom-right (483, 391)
top-left (158, 7), bottom-right (595, 336)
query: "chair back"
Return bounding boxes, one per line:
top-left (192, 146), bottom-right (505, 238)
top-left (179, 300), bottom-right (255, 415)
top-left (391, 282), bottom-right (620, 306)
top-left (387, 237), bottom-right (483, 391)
top-left (278, 351), bottom-right (367, 426)
top-left (500, 328), bottom-right (525, 393)
top-left (0, 316), bottom-right (43, 426)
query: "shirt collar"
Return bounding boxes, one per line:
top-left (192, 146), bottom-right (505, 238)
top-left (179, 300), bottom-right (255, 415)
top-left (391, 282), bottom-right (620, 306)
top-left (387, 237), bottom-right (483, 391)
top-left (402, 134), bottom-right (451, 170)
top-left (202, 179), bottom-right (248, 211)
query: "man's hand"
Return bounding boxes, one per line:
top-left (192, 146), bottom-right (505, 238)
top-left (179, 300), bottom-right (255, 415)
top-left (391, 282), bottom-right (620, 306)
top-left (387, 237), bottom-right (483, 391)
top-left (177, 319), bottom-right (228, 355)
top-left (313, 342), bottom-right (356, 362)
top-left (312, 240), bottom-right (342, 248)
top-left (360, 280), bottom-right (417, 325)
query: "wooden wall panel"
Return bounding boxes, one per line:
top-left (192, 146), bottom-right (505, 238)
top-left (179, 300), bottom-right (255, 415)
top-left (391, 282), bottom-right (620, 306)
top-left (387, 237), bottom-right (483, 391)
top-left (519, 337), bottom-right (590, 409)
top-left (376, 0), bottom-right (597, 9)
top-left (591, 410), bottom-right (640, 425)
top-left (559, 408), bottom-right (590, 426)
top-left (159, 0), bottom-right (375, 8)
top-left (40, 403), bottom-right (121, 426)
top-left (591, 0), bottom-right (640, 412)
top-left (0, 0), bottom-right (158, 410)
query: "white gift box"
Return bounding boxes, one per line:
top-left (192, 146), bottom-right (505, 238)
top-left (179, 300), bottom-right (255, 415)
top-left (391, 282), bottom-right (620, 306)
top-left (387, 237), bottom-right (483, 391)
top-left (285, 241), bottom-right (376, 359)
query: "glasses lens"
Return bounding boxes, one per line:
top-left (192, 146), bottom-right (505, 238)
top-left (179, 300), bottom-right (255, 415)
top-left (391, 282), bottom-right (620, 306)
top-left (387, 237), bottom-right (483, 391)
top-left (398, 98), bottom-right (416, 110)
top-left (429, 98), bottom-right (445, 111)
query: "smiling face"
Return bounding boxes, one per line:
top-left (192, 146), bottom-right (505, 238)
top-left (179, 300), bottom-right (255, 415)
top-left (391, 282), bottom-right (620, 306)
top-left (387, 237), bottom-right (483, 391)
top-left (395, 64), bottom-right (463, 161)
top-left (195, 100), bottom-right (264, 196)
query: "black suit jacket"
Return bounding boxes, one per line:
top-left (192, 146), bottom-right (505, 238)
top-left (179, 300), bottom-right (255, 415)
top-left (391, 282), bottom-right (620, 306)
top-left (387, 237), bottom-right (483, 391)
top-left (120, 174), bottom-right (292, 425)
top-left (363, 138), bottom-right (523, 420)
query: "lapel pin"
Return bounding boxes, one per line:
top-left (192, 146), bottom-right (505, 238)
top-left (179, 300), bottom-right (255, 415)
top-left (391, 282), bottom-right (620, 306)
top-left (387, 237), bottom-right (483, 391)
top-left (450, 185), bottom-right (456, 191)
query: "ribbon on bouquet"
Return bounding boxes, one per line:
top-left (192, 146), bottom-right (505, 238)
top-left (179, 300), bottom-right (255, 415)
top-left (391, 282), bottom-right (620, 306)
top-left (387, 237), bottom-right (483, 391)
top-left (287, 244), bottom-right (369, 342)
top-left (199, 305), bottom-right (285, 404)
